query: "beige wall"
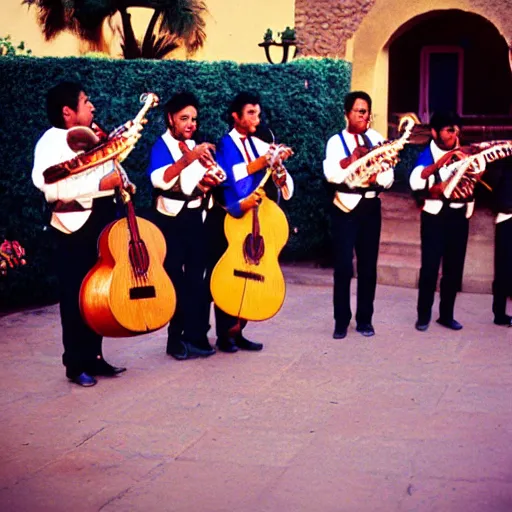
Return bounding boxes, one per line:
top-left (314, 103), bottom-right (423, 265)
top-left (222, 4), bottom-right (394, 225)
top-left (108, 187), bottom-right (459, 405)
top-left (0, 0), bottom-right (295, 63)
top-left (350, 0), bottom-right (512, 135)
top-left (1, 1), bottom-right (81, 56)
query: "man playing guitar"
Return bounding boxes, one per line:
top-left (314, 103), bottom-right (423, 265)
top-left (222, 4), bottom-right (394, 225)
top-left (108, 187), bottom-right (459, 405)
top-left (31, 81), bottom-right (138, 386)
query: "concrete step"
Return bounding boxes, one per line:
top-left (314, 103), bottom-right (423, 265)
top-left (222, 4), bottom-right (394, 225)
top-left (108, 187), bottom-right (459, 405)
top-left (284, 192), bottom-right (496, 294)
top-left (283, 258), bottom-right (492, 294)
top-left (380, 240), bottom-right (421, 258)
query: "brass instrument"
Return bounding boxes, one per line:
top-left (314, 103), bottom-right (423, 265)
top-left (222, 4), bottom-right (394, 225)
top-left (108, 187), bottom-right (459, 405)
top-left (344, 113), bottom-right (419, 188)
top-left (267, 143), bottom-right (293, 186)
top-left (443, 140), bottom-right (512, 200)
top-left (43, 93), bottom-right (159, 185)
top-left (178, 141), bottom-right (227, 188)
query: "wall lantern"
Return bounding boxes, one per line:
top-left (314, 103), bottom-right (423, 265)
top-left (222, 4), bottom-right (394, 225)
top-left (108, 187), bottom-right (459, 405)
top-left (258, 27), bottom-right (298, 64)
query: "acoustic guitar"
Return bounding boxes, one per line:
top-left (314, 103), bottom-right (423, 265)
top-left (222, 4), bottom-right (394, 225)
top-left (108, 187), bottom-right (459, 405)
top-left (211, 170), bottom-right (289, 321)
top-left (80, 189), bottom-right (176, 337)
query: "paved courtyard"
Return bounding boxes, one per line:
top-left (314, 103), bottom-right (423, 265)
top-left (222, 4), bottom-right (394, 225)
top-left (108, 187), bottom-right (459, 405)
top-left (1, 274), bottom-right (512, 511)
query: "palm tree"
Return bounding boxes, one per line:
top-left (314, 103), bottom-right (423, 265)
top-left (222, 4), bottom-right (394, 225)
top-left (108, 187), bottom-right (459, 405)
top-left (22, 0), bottom-right (207, 59)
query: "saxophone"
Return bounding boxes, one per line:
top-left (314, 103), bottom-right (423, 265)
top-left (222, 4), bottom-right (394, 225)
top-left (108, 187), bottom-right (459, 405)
top-left (443, 140), bottom-right (512, 200)
top-left (43, 93), bottom-right (159, 185)
top-left (344, 113), bottom-right (419, 188)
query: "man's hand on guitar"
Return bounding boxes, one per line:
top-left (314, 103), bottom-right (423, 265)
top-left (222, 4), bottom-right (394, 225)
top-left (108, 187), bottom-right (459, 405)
top-left (99, 169), bottom-right (124, 191)
top-left (438, 149), bottom-right (468, 168)
top-left (351, 146), bottom-right (370, 162)
top-left (240, 189), bottom-right (265, 212)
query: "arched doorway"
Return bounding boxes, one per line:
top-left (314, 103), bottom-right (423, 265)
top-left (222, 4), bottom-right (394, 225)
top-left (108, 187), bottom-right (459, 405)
top-left (388, 9), bottom-right (512, 142)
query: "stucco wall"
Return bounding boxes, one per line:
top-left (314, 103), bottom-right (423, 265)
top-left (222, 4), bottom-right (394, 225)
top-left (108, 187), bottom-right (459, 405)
top-left (0, 0), bottom-right (295, 63)
top-left (295, 0), bottom-right (376, 58)
top-left (350, 0), bottom-right (512, 134)
top-left (294, 0), bottom-right (512, 135)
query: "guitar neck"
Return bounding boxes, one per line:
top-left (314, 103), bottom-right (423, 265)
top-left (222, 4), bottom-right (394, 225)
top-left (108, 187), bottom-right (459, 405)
top-left (125, 199), bottom-right (141, 240)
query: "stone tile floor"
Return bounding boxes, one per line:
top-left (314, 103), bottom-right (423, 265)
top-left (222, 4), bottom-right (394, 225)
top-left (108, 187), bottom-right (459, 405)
top-left (1, 279), bottom-right (511, 511)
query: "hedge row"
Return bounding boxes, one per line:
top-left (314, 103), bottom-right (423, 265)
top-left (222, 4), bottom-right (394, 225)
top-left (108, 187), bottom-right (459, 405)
top-left (0, 56), bottom-right (357, 309)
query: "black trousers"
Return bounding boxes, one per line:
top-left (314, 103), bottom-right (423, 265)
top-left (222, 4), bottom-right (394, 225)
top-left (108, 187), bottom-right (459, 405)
top-left (492, 217), bottom-right (512, 319)
top-left (331, 198), bottom-right (382, 328)
top-left (205, 204), bottom-right (247, 339)
top-left (417, 205), bottom-right (469, 323)
top-left (53, 197), bottom-right (118, 376)
top-left (152, 206), bottom-right (210, 349)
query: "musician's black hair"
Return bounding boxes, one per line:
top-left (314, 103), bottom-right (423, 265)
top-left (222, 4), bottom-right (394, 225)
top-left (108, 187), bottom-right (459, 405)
top-left (429, 111), bottom-right (462, 132)
top-left (46, 81), bottom-right (84, 129)
top-left (344, 91), bottom-right (372, 114)
top-left (227, 91), bottom-right (261, 126)
top-left (164, 92), bottom-right (200, 129)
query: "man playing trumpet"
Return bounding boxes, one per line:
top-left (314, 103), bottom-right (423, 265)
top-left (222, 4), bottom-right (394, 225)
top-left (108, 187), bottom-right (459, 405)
top-left (323, 91), bottom-right (394, 340)
top-left (147, 92), bottom-right (224, 360)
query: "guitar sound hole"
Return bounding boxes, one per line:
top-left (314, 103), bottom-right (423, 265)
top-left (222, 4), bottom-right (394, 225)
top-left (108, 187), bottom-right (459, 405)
top-left (129, 286), bottom-right (156, 300)
top-left (234, 269), bottom-right (265, 282)
top-left (243, 234), bottom-right (264, 265)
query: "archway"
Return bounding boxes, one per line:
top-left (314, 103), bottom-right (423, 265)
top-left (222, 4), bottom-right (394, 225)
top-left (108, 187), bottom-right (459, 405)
top-left (388, 9), bottom-right (512, 142)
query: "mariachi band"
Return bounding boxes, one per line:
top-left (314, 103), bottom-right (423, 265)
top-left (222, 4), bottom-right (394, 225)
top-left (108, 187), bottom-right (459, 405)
top-left (30, 82), bottom-right (512, 387)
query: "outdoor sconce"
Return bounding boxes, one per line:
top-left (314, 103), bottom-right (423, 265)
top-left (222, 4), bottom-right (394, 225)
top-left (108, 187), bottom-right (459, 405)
top-left (259, 27), bottom-right (297, 64)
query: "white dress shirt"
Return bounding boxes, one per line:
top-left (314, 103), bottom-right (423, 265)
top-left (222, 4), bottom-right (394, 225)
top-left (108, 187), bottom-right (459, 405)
top-left (32, 127), bottom-right (116, 233)
top-left (323, 128), bottom-right (394, 212)
top-left (150, 131), bottom-right (210, 216)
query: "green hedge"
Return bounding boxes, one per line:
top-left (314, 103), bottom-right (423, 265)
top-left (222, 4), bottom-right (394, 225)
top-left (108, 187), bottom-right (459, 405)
top-left (0, 56), bottom-right (352, 309)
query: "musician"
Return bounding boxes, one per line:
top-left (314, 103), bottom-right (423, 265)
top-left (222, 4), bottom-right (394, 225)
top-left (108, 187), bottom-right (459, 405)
top-left (491, 43), bottom-right (512, 327)
top-left (147, 92), bottom-right (223, 360)
top-left (323, 91), bottom-right (393, 339)
top-left (490, 162), bottom-right (512, 327)
top-left (207, 91), bottom-right (293, 353)
top-left (32, 81), bottom-right (133, 387)
top-left (409, 111), bottom-right (471, 331)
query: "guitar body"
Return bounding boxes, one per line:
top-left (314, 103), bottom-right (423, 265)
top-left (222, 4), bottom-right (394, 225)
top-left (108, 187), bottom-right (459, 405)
top-left (80, 216), bottom-right (176, 337)
top-left (211, 196), bottom-right (289, 321)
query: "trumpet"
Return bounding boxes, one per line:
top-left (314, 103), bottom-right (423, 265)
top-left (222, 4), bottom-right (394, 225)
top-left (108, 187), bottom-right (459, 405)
top-left (178, 141), bottom-right (227, 188)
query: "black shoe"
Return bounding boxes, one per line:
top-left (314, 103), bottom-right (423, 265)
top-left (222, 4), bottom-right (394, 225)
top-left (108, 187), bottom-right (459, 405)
top-left (333, 325), bottom-right (347, 339)
top-left (436, 318), bottom-right (463, 330)
top-left (494, 315), bottom-right (512, 327)
top-left (90, 360), bottom-right (126, 377)
top-left (236, 335), bottom-right (263, 351)
top-left (356, 323), bottom-right (375, 337)
top-left (415, 320), bottom-right (430, 332)
top-left (216, 337), bottom-right (239, 353)
top-left (167, 340), bottom-right (199, 360)
top-left (184, 342), bottom-right (216, 358)
top-left (67, 372), bottom-right (97, 387)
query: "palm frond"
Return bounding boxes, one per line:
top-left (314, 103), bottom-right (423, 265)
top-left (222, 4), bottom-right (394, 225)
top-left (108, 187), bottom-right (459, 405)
top-left (22, 0), bottom-right (114, 43)
top-left (22, 0), bottom-right (71, 40)
top-left (157, 0), bottom-right (207, 55)
top-left (142, 32), bottom-right (180, 59)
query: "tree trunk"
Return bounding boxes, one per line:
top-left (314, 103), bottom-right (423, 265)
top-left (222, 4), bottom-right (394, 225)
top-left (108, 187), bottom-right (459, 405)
top-left (141, 9), bottom-right (160, 57)
top-left (118, 8), bottom-right (141, 59)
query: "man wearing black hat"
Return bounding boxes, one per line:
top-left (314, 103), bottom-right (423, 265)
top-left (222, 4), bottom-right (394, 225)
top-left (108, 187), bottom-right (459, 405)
top-left (409, 112), bottom-right (472, 332)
